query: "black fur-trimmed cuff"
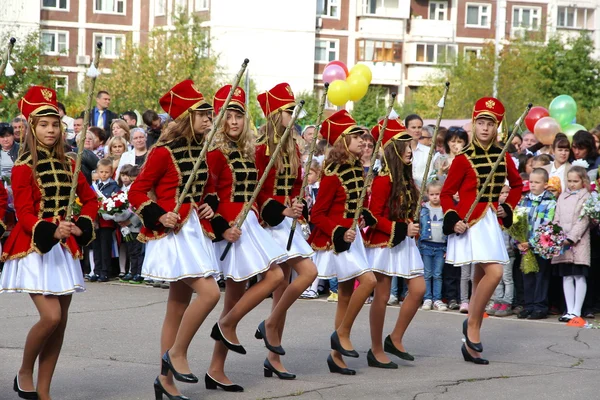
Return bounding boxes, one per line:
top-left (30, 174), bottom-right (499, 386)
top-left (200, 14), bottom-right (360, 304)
top-left (362, 209), bottom-right (377, 228)
top-left (443, 210), bottom-right (461, 235)
top-left (75, 216), bottom-right (95, 247)
top-left (499, 203), bottom-right (513, 228)
top-left (203, 193), bottom-right (219, 213)
top-left (390, 222), bottom-right (408, 247)
top-left (332, 226), bottom-right (351, 254)
top-left (260, 199), bottom-right (286, 227)
top-left (301, 198), bottom-right (309, 221)
top-left (210, 214), bottom-right (230, 242)
top-left (140, 202), bottom-right (167, 230)
top-left (33, 220), bottom-right (59, 254)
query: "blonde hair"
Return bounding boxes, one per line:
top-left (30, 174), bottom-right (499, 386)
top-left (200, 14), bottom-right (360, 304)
top-left (23, 114), bottom-right (68, 171)
top-left (106, 136), bottom-right (128, 157)
top-left (110, 119), bottom-right (131, 142)
top-left (259, 110), bottom-right (300, 174)
top-left (213, 110), bottom-right (255, 161)
top-left (567, 166), bottom-right (591, 191)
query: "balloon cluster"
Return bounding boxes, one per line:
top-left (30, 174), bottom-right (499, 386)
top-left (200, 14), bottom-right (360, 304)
top-left (322, 60), bottom-right (372, 106)
top-left (526, 95), bottom-right (585, 145)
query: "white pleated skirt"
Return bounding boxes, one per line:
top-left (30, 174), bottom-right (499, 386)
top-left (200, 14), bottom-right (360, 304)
top-left (215, 212), bottom-right (289, 282)
top-left (368, 237), bottom-right (424, 278)
top-left (264, 217), bottom-right (314, 260)
top-left (0, 243), bottom-right (85, 296)
top-left (142, 211), bottom-right (219, 281)
top-left (446, 208), bottom-right (509, 267)
top-left (314, 229), bottom-right (371, 282)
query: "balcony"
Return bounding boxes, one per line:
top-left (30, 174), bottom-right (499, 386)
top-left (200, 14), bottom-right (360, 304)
top-left (357, 17), bottom-right (405, 40)
top-left (407, 18), bottom-right (455, 42)
top-left (405, 65), bottom-right (445, 86)
top-left (360, 61), bottom-right (402, 86)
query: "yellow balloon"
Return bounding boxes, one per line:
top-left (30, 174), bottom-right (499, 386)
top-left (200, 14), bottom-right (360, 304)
top-left (347, 74), bottom-right (369, 102)
top-left (327, 80), bottom-right (350, 106)
top-left (349, 63), bottom-right (373, 84)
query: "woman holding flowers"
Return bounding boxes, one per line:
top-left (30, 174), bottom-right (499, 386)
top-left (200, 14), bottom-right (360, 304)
top-left (551, 166), bottom-right (591, 324)
top-left (0, 86), bottom-right (99, 400)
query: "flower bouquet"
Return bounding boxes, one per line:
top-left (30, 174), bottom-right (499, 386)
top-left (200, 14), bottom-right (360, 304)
top-left (99, 192), bottom-right (132, 222)
top-left (580, 189), bottom-right (600, 224)
top-left (72, 197), bottom-right (82, 217)
top-left (507, 206), bottom-right (539, 274)
top-left (531, 222), bottom-right (566, 260)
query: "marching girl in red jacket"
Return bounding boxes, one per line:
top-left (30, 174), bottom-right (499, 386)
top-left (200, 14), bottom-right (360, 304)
top-left (128, 80), bottom-right (221, 400)
top-left (365, 119), bottom-right (425, 369)
top-left (308, 110), bottom-right (376, 375)
top-left (205, 85), bottom-right (286, 392)
top-left (0, 86), bottom-right (98, 400)
top-left (254, 83), bottom-right (318, 379)
top-left (441, 97), bottom-right (522, 365)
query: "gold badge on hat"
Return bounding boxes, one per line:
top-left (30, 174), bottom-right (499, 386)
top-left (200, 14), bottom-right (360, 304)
top-left (234, 87), bottom-right (241, 97)
top-left (41, 88), bottom-right (53, 102)
top-left (485, 99), bottom-right (496, 109)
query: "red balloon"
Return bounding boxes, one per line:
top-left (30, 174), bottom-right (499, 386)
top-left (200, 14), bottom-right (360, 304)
top-left (525, 106), bottom-right (550, 132)
top-left (325, 60), bottom-right (349, 77)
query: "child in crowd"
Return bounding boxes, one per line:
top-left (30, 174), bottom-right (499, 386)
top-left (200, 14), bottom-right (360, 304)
top-left (547, 176), bottom-right (562, 199)
top-left (419, 181), bottom-right (448, 311)
top-left (531, 154), bottom-right (552, 169)
top-left (552, 166), bottom-right (591, 323)
top-left (117, 164), bottom-right (144, 283)
top-left (90, 158), bottom-right (120, 282)
top-left (517, 168), bottom-right (556, 320)
top-left (300, 160), bottom-right (322, 299)
top-left (488, 185), bottom-right (515, 317)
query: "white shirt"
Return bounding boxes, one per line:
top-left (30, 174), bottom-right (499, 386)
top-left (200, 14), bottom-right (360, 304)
top-left (550, 162), bottom-right (566, 191)
top-left (412, 142), bottom-right (431, 188)
top-left (62, 115), bottom-right (75, 139)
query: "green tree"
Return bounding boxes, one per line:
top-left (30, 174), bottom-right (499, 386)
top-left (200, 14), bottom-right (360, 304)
top-left (0, 31), bottom-right (57, 120)
top-left (295, 90), bottom-right (320, 127)
top-left (65, 13), bottom-right (219, 115)
top-left (351, 86), bottom-right (389, 127)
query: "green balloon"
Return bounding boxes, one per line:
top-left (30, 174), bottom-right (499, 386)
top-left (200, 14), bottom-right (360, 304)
top-left (549, 95), bottom-right (577, 128)
top-left (562, 123), bottom-right (586, 143)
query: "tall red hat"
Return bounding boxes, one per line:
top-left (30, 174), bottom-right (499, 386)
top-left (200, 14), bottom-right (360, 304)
top-left (159, 79), bottom-right (211, 120)
top-left (371, 119), bottom-right (411, 149)
top-left (472, 97), bottom-right (505, 125)
top-left (213, 85), bottom-right (246, 116)
top-left (257, 82), bottom-right (296, 118)
top-left (321, 110), bottom-right (362, 146)
top-left (18, 85), bottom-right (60, 121)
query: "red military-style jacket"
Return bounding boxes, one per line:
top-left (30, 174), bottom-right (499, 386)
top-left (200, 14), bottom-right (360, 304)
top-left (206, 145), bottom-right (259, 241)
top-left (365, 174), bottom-right (411, 248)
top-left (308, 160), bottom-right (369, 253)
top-left (0, 183), bottom-right (7, 235)
top-left (255, 140), bottom-right (307, 227)
top-left (2, 148), bottom-right (98, 261)
top-left (440, 141), bottom-right (522, 234)
top-left (128, 137), bottom-right (218, 242)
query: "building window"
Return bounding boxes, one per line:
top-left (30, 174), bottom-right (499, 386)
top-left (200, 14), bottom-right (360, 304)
top-left (429, 1), bottom-right (447, 20)
top-left (315, 39), bottom-right (338, 63)
top-left (194, 0), bottom-right (208, 11)
top-left (42, 0), bottom-right (68, 10)
top-left (466, 3), bottom-right (491, 28)
top-left (557, 7), bottom-right (592, 30)
top-left (155, 0), bottom-right (166, 16)
top-left (94, 0), bottom-right (125, 15)
top-left (41, 31), bottom-right (68, 56)
top-left (362, 0), bottom-right (400, 17)
top-left (317, 0), bottom-right (339, 18)
top-left (94, 34), bottom-right (124, 58)
top-left (416, 43), bottom-right (456, 64)
top-left (53, 75), bottom-right (68, 97)
top-left (513, 6), bottom-right (540, 30)
top-left (358, 40), bottom-right (401, 63)
top-left (464, 46), bottom-right (482, 60)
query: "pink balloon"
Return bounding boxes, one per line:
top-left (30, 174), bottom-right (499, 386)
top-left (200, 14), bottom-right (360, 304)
top-left (533, 116), bottom-right (561, 145)
top-left (322, 64), bottom-right (347, 83)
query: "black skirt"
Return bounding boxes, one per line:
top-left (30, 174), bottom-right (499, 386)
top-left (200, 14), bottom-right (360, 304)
top-left (554, 263), bottom-right (589, 277)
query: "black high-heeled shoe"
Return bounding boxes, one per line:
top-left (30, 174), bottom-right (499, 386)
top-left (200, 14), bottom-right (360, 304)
top-left (13, 376), bottom-right (38, 400)
top-left (263, 358), bottom-right (296, 380)
top-left (327, 354), bottom-right (356, 375)
top-left (462, 319), bottom-right (483, 353)
top-left (210, 323), bottom-right (247, 355)
top-left (204, 373), bottom-right (244, 392)
top-left (330, 331), bottom-right (359, 358)
top-left (367, 349), bottom-right (398, 369)
top-left (153, 376), bottom-right (190, 400)
top-left (461, 344), bottom-right (489, 365)
top-left (383, 335), bottom-right (415, 361)
top-left (160, 351), bottom-right (198, 383)
top-left (255, 321), bottom-right (285, 355)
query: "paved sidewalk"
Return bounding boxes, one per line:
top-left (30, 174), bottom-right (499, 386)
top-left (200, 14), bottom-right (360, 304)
top-left (1, 282), bottom-right (598, 400)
